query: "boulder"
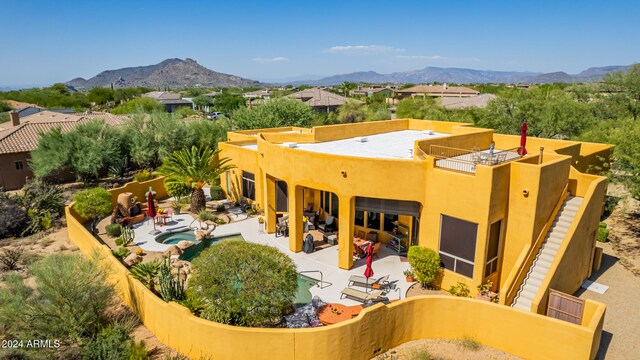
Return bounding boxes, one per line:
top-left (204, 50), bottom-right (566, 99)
top-left (177, 240), bottom-right (195, 250)
top-left (195, 227), bottom-right (215, 241)
top-left (163, 245), bottom-right (183, 257)
top-left (124, 253), bottom-right (142, 267)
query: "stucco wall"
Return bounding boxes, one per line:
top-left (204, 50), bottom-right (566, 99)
top-left (65, 179), bottom-right (606, 360)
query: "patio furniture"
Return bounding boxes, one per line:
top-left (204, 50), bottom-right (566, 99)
top-left (166, 207), bottom-right (174, 221)
top-left (276, 215), bottom-right (289, 237)
top-left (340, 288), bottom-right (388, 303)
top-left (353, 238), bottom-right (371, 258)
top-left (371, 242), bottom-right (381, 258)
top-left (496, 152), bottom-right (507, 164)
top-left (348, 274), bottom-right (389, 289)
top-left (318, 215), bottom-right (337, 232)
top-left (317, 303), bottom-right (361, 325)
top-left (323, 232), bottom-right (338, 245)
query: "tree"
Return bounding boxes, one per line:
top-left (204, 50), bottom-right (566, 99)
top-left (157, 146), bottom-right (233, 213)
top-left (0, 195), bottom-right (29, 239)
top-left (338, 81), bottom-right (356, 97)
top-left (111, 97), bottom-right (164, 114)
top-left (192, 95), bottom-right (216, 110)
top-left (31, 120), bottom-right (128, 181)
top-left (336, 100), bottom-right (366, 123)
top-left (125, 111), bottom-right (191, 168)
top-left (86, 87), bottom-right (115, 105)
top-left (188, 240), bottom-right (297, 327)
top-left (602, 64), bottom-right (640, 120)
top-left (73, 188), bottom-right (112, 234)
top-left (231, 98), bottom-right (315, 129)
top-left (214, 91), bottom-right (245, 115)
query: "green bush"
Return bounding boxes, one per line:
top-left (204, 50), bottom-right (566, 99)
top-left (216, 204), bottom-right (226, 212)
top-left (73, 188), bottom-right (112, 234)
top-left (131, 260), bottom-right (161, 293)
top-left (597, 222), bottom-right (609, 242)
top-left (407, 246), bottom-right (442, 288)
top-left (198, 210), bottom-right (215, 222)
top-left (105, 223), bottom-right (122, 237)
top-left (449, 281), bottom-right (471, 297)
top-left (82, 322), bottom-right (149, 360)
top-left (0, 254), bottom-right (115, 345)
top-left (189, 240), bottom-right (297, 327)
top-left (179, 292), bottom-right (207, 316)
top-left (133, 169), bottom-right (156, 183)
top-left (0, 195), bottom-right (30, 239)
top-left (115, 237), bottom-right (124, 246)
top-left (165, 180), bottom-right (192, 200)
top-left (112, 247), bottom-right (130, 259)
top-left (20, 209), bottom-right (53, 236)
top-left (19, 178), bottom-right (65, 217)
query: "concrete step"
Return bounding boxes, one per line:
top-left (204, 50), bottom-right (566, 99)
top-left (525, 276), bottom-right (543, 288)
top-left (519, 288), bottom-right (537, 301)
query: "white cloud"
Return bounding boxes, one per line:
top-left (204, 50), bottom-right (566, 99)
top-left (251, 57), bottom-right (289, 63)
top-left (324, 45), bottom-right (404, 55)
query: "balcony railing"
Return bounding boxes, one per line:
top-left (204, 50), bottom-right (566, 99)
top-left (428, 145), bottom-right (522, 173)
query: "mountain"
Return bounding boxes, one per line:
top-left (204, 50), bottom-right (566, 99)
top-left (66, 58), bottom-right (260, 89)
top-left (291, 64), bottom-right (635, 85)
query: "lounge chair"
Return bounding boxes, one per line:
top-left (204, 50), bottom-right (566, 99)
top-left (348, 274), bottom-right (389, 289)
top-left (340, 288), bottom-right (388, 303)
top-left (318, 215), bottom-right (337, 233)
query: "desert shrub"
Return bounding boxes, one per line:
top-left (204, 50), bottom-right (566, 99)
top-left (189, 241), bottom-right (297, 327)
top-left (179, 292), bottom-right (207, 316)
top-left (0, 247), bottom-right (22, 270)
top-left (0, 196), bottom-right (30, 239)
top-left (20, 209), bottom-right (53, 236)
top-left (597, 222), bottom-right (609, 242)
top-left (115, 237), bottom-right (124, 246)
top-left (165, 180), bottom-right (191, 200)
top-left (18, 179), bottom-right (65, 217)
top-left (133, 169), bottom-right (156, 183)
top-left (210, 189), bottom-right (225, 200)
top-left (197, 210), bottom-right (215, 222)
top-left (130, 260), bottom-right (161, 292)
top-left (215, 204), bottom-right (226, 212)
top-left (73, 188), bottom-right (112, 234)
top-left (407, 246), bottom-right (441, 288)
top-left (0, 254), bottom-right (115, 344)
top-left (449, 281), bottom-right (470, 297)
top-left (105, 223), bottom-right (122, 237)
top-left (214, 217), bottom-right (226, 225)
top-left (82, 322), bottom-right (149, 360)
top-left (112, 247), bottom-right (130, 259)
top-left (457, 337), bottom-right (481, 351)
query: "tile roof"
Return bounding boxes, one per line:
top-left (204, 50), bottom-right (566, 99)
top-left (440, 94), bottom-right (497, 109)
top-left (0, 111), bottom-right (127, 155)
top-left (142, 91), bottom-right (181, 100)
top-left (286, 88), bottom-right (362, 107)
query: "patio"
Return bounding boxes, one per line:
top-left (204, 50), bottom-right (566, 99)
top-left (132, 209), bottom-right (412, 306)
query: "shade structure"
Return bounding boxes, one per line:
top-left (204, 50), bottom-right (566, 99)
top-left (147, 191), bottom-right (157, 231)
top-left (519, 120), bottom-right (528, 156)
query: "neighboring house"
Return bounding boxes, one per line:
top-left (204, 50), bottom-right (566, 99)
top-left (394, 84), bottom-right (480, 100)
top-left (440, 93), bottom-right (498, 109)
top-left (243, 89), bottom-right (271, 106)
top-left (349, 86), bottom-right (394, 98)
top-left (285, 88), bottom-right (361, 112)
top-left (142, 91), bottom-right (193, 113)
top-left (0, 110), bottom-right (127, 190)
top-left (219, 119), bottom-right (611, 313)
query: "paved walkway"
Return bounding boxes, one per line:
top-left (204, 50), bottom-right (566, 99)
top-left (577, 243), bottom-right (640, 359)
top-left (133, 211), bottom-right (412, 306)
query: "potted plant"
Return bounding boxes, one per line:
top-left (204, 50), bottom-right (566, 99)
top-left (403, 269), bottom-right (415, 282)
top-left (170, 198), bottom-right (184, 215)
top-left (477, 280), bottom-right (499, 303)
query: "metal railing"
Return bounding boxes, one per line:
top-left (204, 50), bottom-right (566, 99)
top-left (429, 145), bottom-right (523, 173)
top-left (299, 270), bottom-right (332, 289)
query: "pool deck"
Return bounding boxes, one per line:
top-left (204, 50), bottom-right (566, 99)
top-left (133, 212), bottom-right (412, 306)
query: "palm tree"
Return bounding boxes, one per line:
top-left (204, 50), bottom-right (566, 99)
top-left (158, 146), bottom-right (234, 213)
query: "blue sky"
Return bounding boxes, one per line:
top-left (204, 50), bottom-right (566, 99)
top-left (2, 0), bottom-right (639, 86)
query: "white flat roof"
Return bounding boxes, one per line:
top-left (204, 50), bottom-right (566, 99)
top-left (284, 130), bottom-right (448, 159)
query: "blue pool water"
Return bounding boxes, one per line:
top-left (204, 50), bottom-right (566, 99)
top-left (155, 231), bottom-right (196, 245)
top-left (296, 274), bottom-right (319, 307)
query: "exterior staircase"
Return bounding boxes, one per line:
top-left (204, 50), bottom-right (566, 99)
top-left (511, 196), bottom-right (583, 311)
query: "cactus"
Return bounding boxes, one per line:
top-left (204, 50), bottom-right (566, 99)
top-left (121, 226), bottom-right (135, 246)
top-left (158, 256), bottom-right (185, 302)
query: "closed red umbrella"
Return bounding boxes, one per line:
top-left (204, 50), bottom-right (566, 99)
top-left (147, 191), bottom-right (157, 230)
top-left (519, 120), bottom-right (528, 156)
top-left (364, 243), bottom-right (374, 292)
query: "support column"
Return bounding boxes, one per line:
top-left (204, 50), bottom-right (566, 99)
top-left (288, 184), bottom-right (304, 253)
top-left (338, 194), bottom-right (355, 269)
top-left (264, 175), bottom-right (277, 234)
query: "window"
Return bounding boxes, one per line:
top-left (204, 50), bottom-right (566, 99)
top-left (323, 191), bottom-right (330, 213)
top-left (485, 220), bottom-right (502, 277)
top-left (439, 215), bottom-right (478, 278)
top-left (241, 171), bottom-right (255, 200)
top-left (354, 210), bottom-right (364, 226)
top-left (367, 211), bottom-right (381, 230)
top-left (275, 180), bottom-right (288, 212)
top-left (226, 171), bottom-right (231, 195)
top-left (331, 193), bottom-right (339, 216)
top-left (15, 161), bottom-right (24, 170)
top-left (383, 213), bottom-right (399, 232)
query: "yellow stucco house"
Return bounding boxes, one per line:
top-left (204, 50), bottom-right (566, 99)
top-left (218, 119), bottom-right (612, 313)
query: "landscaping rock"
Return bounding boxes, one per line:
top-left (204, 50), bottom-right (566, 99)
top-left (163, 245), bottom-right (183, 257)
top-left (195, 227), bottom-right (214, 241)
top-left (124, 253), bottom-right (142, 267)
top-left (177, 240), bottom-right (195, 250)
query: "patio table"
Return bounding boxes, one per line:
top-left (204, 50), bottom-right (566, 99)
top-left (317, 304), bottom-right (362, 325)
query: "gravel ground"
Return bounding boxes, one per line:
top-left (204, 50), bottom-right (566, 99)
top-left (576, 242), bottom-right (640, 359)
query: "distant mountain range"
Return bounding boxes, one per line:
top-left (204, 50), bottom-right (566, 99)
top-left (287, 64), bottom-right (634, 86)
top-left (66, 58), bottom-right (260, 90)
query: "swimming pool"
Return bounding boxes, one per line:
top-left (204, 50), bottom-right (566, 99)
top-left (155, 230), bottom-right (196, 245)
top-left (179, 233), bottom-right (245, 261)
top-left (295, 274), bottom-right (319, 307)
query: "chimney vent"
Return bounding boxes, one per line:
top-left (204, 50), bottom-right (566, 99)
top-left (10, 111), bottom-right (20, 127)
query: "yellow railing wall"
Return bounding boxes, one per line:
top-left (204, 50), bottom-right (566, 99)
top-left (65, 185), bottom-right (605, 359)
